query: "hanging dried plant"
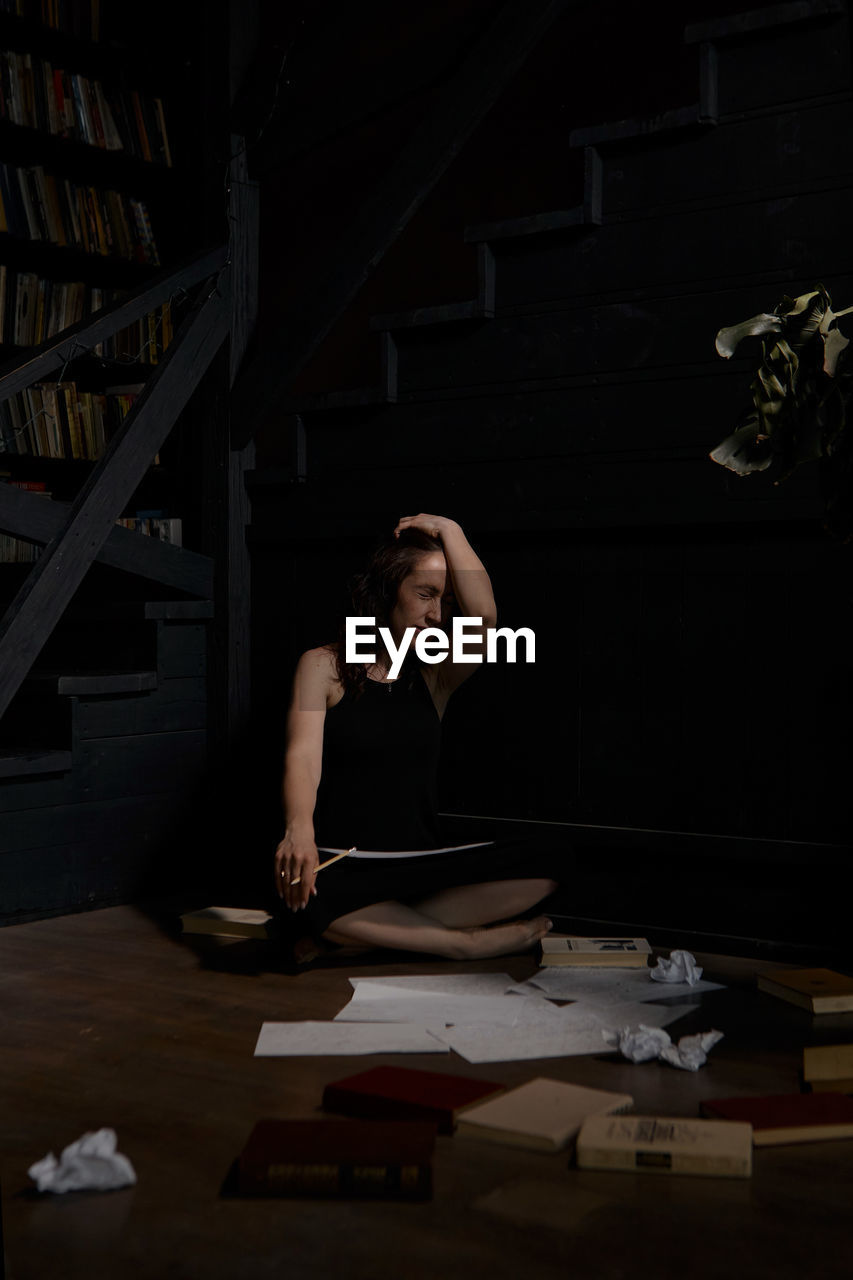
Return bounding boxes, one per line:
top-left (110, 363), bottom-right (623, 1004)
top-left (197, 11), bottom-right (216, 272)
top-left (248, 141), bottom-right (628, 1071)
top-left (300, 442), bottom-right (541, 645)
top-left (710, 284), bottom-right (853, 540)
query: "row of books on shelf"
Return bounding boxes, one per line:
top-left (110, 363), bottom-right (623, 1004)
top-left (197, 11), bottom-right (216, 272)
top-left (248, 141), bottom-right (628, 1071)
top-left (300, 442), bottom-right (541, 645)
top-left (0, 1), bottom-right (101, 41)
top-left (0, 51), bottom-right (172, 166)
top-left (0, 483), bottom-right (182, 561)
top-left (0, 161), bottom-right (160, 262)
top-left (0, 380), bottom-right (141, 458)
top-left (0, 265), bottom-right (172, 352)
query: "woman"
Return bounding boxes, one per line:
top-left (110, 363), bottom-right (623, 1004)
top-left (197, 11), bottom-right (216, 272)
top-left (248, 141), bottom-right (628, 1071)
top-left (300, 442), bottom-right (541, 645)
top-left (273, 513), bottom-right (559, 958)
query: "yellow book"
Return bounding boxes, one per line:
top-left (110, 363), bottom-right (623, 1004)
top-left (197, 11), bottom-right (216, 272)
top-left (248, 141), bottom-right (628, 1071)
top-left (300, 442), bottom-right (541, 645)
top-left (803, 1044), bottom-right (853, 1093)
top-left (540, 936), bottom-right (651, 968)
top-left (180, 906), bottom-right (273, 940)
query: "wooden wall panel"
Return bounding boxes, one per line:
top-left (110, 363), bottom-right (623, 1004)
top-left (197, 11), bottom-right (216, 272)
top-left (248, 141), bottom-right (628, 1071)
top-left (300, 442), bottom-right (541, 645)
top-left (714, 14), bottom-right (850, 114)
top-left (600, 100), bottom-right (853, 215)
top-left (0, 814), bottom-right (187, 918)
top-left (495, 187), bottom-right (853, 307)
top-left (156, 623), bottom-right (208, 678)
top-left (394, 277), bottom-right (853, 395)
top-left (73, 679), bottom-right (208, 739)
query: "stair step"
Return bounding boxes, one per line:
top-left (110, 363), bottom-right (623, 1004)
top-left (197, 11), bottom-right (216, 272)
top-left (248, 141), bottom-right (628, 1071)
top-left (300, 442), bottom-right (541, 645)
top-left (24, 671), bottom-right (158, 697)
top-left (570, 103), bottom-right (711, 149)
top-left (371, 239), bottom-right (495, 332)
top-left (465, 208), bottom-right (589, 243)
top-left (685, 0), bottom-right (844, 45)
top-left (370, 299), bottom-right (489, 332)
top-left (0, 748), bottom-right (72, 779)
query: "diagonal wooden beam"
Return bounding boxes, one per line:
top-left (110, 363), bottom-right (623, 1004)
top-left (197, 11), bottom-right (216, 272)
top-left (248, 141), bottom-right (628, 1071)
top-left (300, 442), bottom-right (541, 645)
top-left (0, 483), bottom-right (214, 596)
top-left (0, 246), bottom-right (227, 404)
top-left (229, 0), bottom-right (575, 448)
top-left (0, 277), bottom-right (230, 721)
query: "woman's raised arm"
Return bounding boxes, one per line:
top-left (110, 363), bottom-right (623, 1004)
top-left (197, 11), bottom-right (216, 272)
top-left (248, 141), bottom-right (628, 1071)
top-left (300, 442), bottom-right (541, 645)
top-left (394, 514), bottom-right (496, 698)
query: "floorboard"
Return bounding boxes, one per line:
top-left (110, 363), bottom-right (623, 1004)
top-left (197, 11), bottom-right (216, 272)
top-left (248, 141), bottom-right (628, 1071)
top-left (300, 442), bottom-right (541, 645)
top-left (1, 906), bottom-right (851, 1280)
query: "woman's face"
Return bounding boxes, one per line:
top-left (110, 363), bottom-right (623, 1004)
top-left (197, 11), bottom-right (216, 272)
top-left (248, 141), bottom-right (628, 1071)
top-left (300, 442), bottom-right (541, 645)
top-left (388, 552), bottom-right (454, 646)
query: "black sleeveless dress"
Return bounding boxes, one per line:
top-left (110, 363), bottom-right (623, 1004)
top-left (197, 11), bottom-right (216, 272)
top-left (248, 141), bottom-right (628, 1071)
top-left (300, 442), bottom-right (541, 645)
top-left (302, 668), bottom-right (562, 936)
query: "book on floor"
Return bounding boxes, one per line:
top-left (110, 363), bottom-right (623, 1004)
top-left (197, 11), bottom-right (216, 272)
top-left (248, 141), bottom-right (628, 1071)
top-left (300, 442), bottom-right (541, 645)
top-left (180, 906), bottom-right (273, 940)
top-left (803, 1044), bottom-right (853, 1094)
top-left (540, 937), bottom-right (652, 968)
top-left (756, 968), bottom-right (853, 1014)
top-left (234, 1119), bottom-right (434, 1199)
top-left (700, 1092), bottom-right (853, 1145)
top-left (456, 1077), bottom-right (634, 1152)
top-left (576, 1115), bottom-right (752, 1178)
top-left (322, 1065), bottom-right (504, 1135)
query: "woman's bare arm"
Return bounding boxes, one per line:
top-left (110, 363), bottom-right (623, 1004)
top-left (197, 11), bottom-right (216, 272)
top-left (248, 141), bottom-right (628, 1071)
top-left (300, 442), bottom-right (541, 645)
top-left (273, 648), bottom-right (335, 910)
top-left (394, 514), bottom-right (496, 699)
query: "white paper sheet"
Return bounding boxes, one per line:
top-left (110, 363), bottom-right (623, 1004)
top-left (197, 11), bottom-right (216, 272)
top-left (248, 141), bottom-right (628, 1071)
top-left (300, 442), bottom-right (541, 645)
top-left (433, 1000), bottom-right (695, 1063)
top-left (349, 973), bottom-right (521, 998)
top-left (334, 987), bottom-right (555, 1027)
top-left (253, 1021), bottom-right (448, 1056)
top-left (508, 968), bottom-right (725, 1005)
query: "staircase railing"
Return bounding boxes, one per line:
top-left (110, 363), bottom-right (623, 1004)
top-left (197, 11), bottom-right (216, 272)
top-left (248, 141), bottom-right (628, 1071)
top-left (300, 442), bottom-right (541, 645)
top-left (0, 245), bottom-right (230, 722)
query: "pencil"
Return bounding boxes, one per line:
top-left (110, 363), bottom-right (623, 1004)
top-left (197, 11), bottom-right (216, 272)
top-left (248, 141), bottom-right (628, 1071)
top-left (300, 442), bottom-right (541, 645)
top-left (289, 847), bottom-right (357, 886)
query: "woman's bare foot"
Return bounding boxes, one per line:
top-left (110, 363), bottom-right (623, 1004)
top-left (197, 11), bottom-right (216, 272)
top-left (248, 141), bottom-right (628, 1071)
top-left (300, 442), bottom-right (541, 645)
top-left (460, 915), bottom-right (553, 959)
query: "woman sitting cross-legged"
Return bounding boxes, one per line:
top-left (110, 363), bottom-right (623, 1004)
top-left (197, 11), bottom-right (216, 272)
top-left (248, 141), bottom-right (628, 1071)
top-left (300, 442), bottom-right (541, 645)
top-left (273, 513), bottom-right (561, 959)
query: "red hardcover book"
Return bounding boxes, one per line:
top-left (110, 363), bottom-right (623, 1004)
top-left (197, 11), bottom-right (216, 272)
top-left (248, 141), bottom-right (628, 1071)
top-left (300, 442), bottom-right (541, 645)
top-left (236, 1118), bottom-right (435, 1199)
top-left (699, 1092), bottom-right (853, 1146)
top-left (322, 1065), bottom-right (505, 1135)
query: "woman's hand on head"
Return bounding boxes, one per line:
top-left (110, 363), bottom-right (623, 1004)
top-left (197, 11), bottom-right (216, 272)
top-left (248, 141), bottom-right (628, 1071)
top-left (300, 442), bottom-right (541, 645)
top-left (394, 514), bottom-right (457, 540)
top-left (274, 829), bottom-right (319, 911)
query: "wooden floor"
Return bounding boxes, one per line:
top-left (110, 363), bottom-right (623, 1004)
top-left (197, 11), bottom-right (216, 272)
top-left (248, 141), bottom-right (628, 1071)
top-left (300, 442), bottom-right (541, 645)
top-left (2, 906), bottom-right (852, 1280)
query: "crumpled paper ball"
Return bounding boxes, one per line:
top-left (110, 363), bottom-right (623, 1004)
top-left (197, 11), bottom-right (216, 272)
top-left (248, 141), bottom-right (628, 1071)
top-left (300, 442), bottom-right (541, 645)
top-left (604, 1025), bottom-right (724, 1071)
top-left (28, 1128), bottom-right (136, 1194)
top-left (649, 950), bottom-right (703, 986)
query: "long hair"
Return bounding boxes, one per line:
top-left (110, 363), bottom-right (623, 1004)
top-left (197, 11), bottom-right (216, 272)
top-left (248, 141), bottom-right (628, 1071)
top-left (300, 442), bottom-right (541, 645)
top-left (331, 529), bottom-right (443, 696)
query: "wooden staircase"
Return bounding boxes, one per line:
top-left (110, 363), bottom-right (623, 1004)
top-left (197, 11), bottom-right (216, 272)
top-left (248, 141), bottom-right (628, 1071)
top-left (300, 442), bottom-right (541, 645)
top-left (0, 243), bottom-right (248, 923)
top-left (254, 0), bottom-right (849, 538)
top-left (0, 596), bottom-right (212, 919)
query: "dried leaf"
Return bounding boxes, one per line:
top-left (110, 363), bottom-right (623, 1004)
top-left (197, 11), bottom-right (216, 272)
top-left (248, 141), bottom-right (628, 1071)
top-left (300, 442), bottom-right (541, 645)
top-left (776, 289), bottom-right (822, 317)
top-left (823, 327), bottom-right (849, 376)
top-left (712, 285), bottom-right (853, 536)
top-left (715, 313), bottom-right (782, 359)
top-left (708, 419), bottom-right (773, 474)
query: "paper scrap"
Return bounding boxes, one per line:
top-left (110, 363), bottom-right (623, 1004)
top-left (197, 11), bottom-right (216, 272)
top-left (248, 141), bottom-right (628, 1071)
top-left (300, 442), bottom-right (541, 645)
top-left (253, 1021), bottom-right (448, 1056)
top-left (604, 1025), bottom-right (724, 1071)
top-left (434, 1000), bottom-right (694, 1064)
top-left (28, 1129), bottom-right (136, 1194)
top-left (334, 987), bottom-right (554, 1027)
top-left (650, 950), bottom-right (703, 985)
top-left (473, 1178), bottom-right (611, 1233)
top-left (349, 973), bottom-right (521, 998)
top-left (510, 967), bottom-right (724, 1005)
top-left (436, 1021), bottom-right (612, 1063)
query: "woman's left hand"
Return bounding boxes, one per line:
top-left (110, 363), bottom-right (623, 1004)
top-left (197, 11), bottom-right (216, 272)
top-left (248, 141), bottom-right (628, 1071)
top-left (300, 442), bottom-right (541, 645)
top-left (394, 513), bottom-right (456, 540)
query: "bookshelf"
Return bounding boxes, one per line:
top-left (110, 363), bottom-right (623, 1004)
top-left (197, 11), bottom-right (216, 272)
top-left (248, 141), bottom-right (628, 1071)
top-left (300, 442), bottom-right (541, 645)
top-left (0, 0), bottom-right (210, 562)
top-left (0, 0), bottom-right (247, 924)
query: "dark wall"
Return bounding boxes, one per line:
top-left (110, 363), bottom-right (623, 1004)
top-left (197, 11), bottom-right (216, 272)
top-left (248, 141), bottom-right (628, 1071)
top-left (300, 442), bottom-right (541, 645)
top-left (248, 0), bottom-right (852, 951)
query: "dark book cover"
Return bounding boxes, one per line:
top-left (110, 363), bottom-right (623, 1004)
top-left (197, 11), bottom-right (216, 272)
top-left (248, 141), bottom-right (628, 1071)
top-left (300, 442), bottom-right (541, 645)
top-left (700, 1092), bottom-right (853, 1145)
top-left (236, 1118), bottom-right (435, 1199)
top-left (322, 1065), bottom-right (505, 1135)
